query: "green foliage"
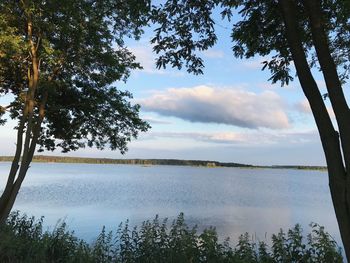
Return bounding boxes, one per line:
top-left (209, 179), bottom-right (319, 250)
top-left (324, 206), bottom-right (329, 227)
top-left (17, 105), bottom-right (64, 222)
top-left (307, 222), bottom-right (343, 262)
top-left (151, 0), bottom-right (350, 86)
top-left (0, 212), bottom-right (343, 263)
top-left (151, 0), bottom-right (218, 75)
top-left (234, 233), bottom-right (258, 262)
top-left (0, 0), bottom-right (150, 153)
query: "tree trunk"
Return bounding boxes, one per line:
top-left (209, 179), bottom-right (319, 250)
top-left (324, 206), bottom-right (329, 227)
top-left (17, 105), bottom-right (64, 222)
top-left (329, 172), bottom-right (350, 261)
top-left (279, 0), bottom-right (350, 260)
top-left (0, 164), bottom-right (30, 224)
top-left (303, 0), bottom-right (350, 259)
top-left (0, 121), bottom-right (25, 221)
top-left (0, 14), bottom-right (44, 225)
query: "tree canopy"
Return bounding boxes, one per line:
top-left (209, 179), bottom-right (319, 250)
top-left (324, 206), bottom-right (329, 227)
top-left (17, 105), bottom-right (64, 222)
top-left (0, 0), bottom-right (151, 224)
top-left (0, 0), bottom-right (150, 153)
top-left (151, 0), bottom-right (350, 86)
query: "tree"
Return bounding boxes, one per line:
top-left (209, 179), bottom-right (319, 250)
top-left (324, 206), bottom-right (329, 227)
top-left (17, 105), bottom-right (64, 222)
top-left (0, 0), bottom-right (151, 224)
top-left (150, 0), bottom-right (350, 260)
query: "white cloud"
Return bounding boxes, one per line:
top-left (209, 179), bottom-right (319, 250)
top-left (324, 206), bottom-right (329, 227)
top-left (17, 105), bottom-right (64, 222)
top-left (129, 45), bottom-right (161, 74)
top-left (141, 130), bottom-right (318, 146)
top-left (295, 99), bottom-right (311, 114)
top-left (129, 45), bottom-right (184, 76)
top-left (141, 131), bottom-right (245, 144)
top-left (202, 49), bottom-right (224, 59)
top-left (242, 58), bottom-right (266, 70)
top-left (295, 99), bottom-right (335, 118)
top-left (142, 117), bottom-right (172, 125)
top-left (139, 85), bottom-right (290, 129)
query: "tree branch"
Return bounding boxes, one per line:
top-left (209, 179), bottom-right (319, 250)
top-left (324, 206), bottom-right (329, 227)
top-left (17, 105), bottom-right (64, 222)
top-left (0, 103), bottom-right (15, 112)
top-left (27, 90), bottom-right (48, 164)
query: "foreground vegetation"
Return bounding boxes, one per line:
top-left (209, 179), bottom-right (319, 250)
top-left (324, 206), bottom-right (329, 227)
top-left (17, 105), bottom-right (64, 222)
top-left (0, 155), bottom-right (327, 171)
top-left (0, 212), bottom-right (342, 263)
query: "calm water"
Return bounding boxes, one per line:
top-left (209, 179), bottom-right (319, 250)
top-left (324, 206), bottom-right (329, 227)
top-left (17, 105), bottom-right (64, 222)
top-left (0, 162), bottom-right (341, 247)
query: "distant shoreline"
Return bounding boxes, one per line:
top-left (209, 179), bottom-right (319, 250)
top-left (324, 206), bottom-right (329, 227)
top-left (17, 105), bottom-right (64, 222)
top-left (0, 155), bottom-right (327, 171)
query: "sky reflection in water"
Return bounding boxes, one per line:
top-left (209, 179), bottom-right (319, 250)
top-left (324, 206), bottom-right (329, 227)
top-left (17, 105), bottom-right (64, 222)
top-left (0, 162), bottom-right (340, 247)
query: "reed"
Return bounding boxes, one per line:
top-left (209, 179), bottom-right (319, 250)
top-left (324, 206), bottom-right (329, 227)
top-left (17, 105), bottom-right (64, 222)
top-left (0, 211), bottom-right (343, 262)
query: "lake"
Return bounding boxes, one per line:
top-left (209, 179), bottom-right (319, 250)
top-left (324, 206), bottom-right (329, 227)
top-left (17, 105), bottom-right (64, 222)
top-left (0, 162), bottom-right (341, 247)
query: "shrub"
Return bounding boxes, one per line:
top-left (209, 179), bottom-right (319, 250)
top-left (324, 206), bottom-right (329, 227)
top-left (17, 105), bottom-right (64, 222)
top-left (0, 212), bottom-right (343, 262)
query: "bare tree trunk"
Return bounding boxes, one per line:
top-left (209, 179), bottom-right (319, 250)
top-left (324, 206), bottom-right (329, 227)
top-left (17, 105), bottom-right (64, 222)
top-left (303, 0), bottom-right (350, 259)
top-left (0, 14), bottom-right (45, 225)
top-left (0, 120), bottom-right (25, 218)
top-left (0, 164), bottom-right (30, 224)
top-left (279, 0), bottom-right (350, 260)
top-left (0, 107), bottom-right (45, 225)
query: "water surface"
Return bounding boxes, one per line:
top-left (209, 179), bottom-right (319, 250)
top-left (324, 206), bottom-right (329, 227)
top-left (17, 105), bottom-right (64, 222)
top-left (0, 162), bottom-right (340, 246)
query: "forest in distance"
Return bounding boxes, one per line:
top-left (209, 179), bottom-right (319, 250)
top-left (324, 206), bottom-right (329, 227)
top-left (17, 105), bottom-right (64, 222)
top-left (0, 155), bottom-right (326, 171)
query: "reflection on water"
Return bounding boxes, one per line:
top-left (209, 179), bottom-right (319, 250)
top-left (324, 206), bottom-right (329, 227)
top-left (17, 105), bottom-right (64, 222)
top-left (0, 162), bottom-right (340, 246)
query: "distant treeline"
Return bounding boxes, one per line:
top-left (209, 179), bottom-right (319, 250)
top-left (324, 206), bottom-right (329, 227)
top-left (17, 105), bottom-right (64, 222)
top-left (0, 155), bottom-right (327, 170)
top-left (0, 155), bottom-right (251, 168)
top-left (271, 165), bottom-right (327, 171)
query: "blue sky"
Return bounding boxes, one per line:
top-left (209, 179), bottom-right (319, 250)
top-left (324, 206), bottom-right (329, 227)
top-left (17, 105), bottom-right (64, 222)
top-left (1, 18), bottom-right (344, 166)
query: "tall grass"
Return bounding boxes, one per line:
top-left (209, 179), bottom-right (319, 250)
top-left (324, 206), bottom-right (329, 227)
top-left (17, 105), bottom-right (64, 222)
top-left (0, 211), bottom-right (343, 262)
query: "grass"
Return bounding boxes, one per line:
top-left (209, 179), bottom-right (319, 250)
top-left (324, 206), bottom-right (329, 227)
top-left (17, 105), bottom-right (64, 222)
top-left (0, 211), bottom-right (343, 262)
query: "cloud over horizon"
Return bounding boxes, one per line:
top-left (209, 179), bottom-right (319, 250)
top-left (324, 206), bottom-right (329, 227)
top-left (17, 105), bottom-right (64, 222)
top-left (138, 129), bottom-right (319, 147)
top-left (295, 99), bottom-right (335, 118)
top-left (139, 85), bottom-right (290, 129)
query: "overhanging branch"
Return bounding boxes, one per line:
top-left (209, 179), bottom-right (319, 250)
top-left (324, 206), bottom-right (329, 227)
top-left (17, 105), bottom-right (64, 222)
top-left (0, 103), bottom-right (15, 113)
